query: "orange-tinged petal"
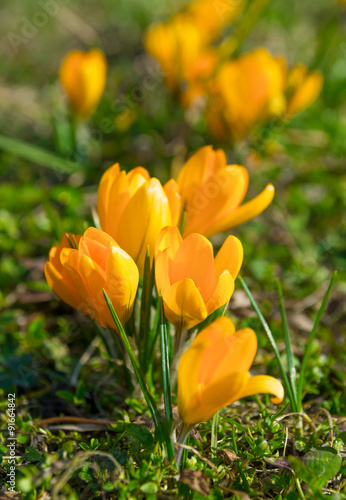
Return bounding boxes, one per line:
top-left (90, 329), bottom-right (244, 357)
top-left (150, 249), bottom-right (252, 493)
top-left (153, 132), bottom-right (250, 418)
top-left (44, 261), bottom-right (83, 311)
top-left (164, 179), bottom-right (182, 226)
top-left (183, 165), bottom-right (249, 237)
top-left (162, 278), bottom-right (207, 329)
top-left (205, 270), bottom-right (234, 316)
top-left (177, 316), bottom-right (282, 425)
top-left (193, 316), bottom-right (236, 346)
top-left (236, 375), bottom-right (284, 404)
top-left (179, 371), bottom-right (249, 425)
top-left (46, 228), bottom-right (138, 328)
top-left (198, 320), bottom-right (257, 382)
top-left (215, 235), bottom-right (243, 280)
top-left (168, 233), bottom-right (215, 301)
top-left (155, 249), bottom-right (172, 294)
top-left (60, 248), bottom-right (91, 310)
top-left (83, 227), bottom-right (117, 248)
top-left (196, 372), bottom-right (249, 421)
top-left (177, 341), bottom-right (205, 422)
top-left (209, 183), bottom-right (275, 234)
top-left (177, 146), bottom-right (227, 204)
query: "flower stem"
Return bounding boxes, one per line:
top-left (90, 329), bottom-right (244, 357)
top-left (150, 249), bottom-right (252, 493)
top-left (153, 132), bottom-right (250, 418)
top-left (103, 289), bottom-right (175, 462)
top-left (175, 423), bottom-right (193, 470)
top-left (211, 411), bottom-right (219, 461)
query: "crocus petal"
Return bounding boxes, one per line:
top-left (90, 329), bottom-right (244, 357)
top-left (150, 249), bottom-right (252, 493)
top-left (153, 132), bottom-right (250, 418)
top-left (168, 233), bottom-right (215, 301)
top-left (44, 261), bottom-right (83, 311)
top-left (179, 371), bottom-right (249, 425)
top-left (215, 235), bottom-right (243, 280)
top-left (177, 341), bottom-right (206, 422)
top-left (205, 270), bottom-right (234, 316)
top-left (117, 178), bottom-right (172, 275)
top-left (209, 184), bottom-right (275, 234)
top-left (177, 316), bottom-right (283, 426)
top-left (183, 165), bottom-right (249, 237)
top-left (103, 246), bottom-right (139, 326)
top-left (199, 321), bottom-right (257, 382)
top-left (155, 249), bottom-right (172, 294)
top-left (164, 179), bottom-right (182, 226)
top-left (162, 278), bottom-right (207, 329)
top-left (155, 226), bottom-right (182, 259)
top-left (236, 375), bottom-right (285, 404)
top-left (177, 145), bottom-right (227, 203)
top-left (127, 167), bottom-right (151, 187)
top-left (97, 165), bottom-right (130, 237)
top-left (83, 227), bottom-right (117, 248)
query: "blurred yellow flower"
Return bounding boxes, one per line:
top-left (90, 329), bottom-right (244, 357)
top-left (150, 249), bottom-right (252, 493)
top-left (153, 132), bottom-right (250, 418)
top-left (144, 0), bottom-right (244, 104)
top-left (176, 145), bottom-right (275, 237)
top-left (144, 14), bottom-right (216, 106)
top-left (285, 64), bottom-right (323, 116)
top-left (97, 163), bottom-right (180, 276)
top-left (155, 226), bottom-right (243, 329)
top-left (59, 48), bottom-right (107, 118)
top-left (45, 228), bottom-right (139, 329)
top-left (206, 48), bottom-right (287, 141)
top-left (187, 0), bottom-right (245, 43)
top-left (178, 316), bottom-right (284, 425)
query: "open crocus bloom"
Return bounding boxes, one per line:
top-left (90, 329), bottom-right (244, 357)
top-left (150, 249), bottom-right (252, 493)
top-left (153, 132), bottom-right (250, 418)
top-left (178, 316), bottom-right (284, 425)
top-left (176, 145), bottom-right (275, 237)
top-left (59, 49), bottom-right (107, 118)
top-left (155, 226), bottom-right (243, 329)
top-left (45, 228), bottom-right (139, 329)
top-left (97, 164), bottom-right (181, 276)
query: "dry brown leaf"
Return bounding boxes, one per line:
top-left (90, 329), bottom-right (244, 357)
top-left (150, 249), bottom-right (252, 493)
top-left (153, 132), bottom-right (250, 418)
top-left (218, 449), bottom-right (239, 463)
top-left (179, 469), bottom-right (210, 496)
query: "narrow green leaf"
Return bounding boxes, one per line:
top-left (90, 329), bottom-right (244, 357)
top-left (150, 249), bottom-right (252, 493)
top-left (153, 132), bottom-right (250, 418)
top-left (239, 275), bottom-right (295, 410)
top-left (139, 247), bottom-right (154, 369)
top-left (277, 279), bottom-right (298, 411)
top-left (0, 134), bottom-right (86, 174)
top-left (159, 294), bottom-right (173, 422)
top-left (296, 272), bottom-right (337, 411)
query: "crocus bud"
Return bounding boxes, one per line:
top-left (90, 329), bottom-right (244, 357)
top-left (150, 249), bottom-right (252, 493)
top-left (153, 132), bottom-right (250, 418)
top-left (97, 163), bottom-right (179, 276)
top-left (155, 226), bottom-right (243, 329)
top-left (59, 49), bottom-right (107, 118)
top-left (177, 145), bottom-right (275, 237)
top-left (177, 316), bottom-right (284, 425)
top-left (45, 228), bottom-right (139, 329)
